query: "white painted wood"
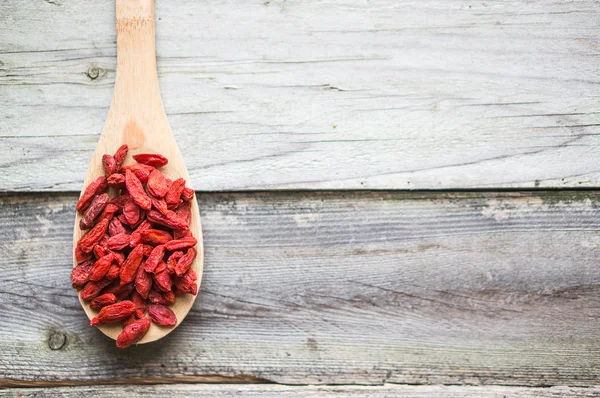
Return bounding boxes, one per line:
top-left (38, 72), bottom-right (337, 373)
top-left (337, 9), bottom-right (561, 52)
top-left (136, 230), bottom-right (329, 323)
top-left (73, 0), bottom-right (204, 345)
top-left (3, 384), bottom-right (600, 398)
top-left (1, 1), bottom-right (599, 191)
top-left (3, 192), bottom-right (600, 385)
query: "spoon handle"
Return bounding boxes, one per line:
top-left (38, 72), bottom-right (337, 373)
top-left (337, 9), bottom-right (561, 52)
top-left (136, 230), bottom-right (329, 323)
top-left (112, 0), bottom-right (162, 118)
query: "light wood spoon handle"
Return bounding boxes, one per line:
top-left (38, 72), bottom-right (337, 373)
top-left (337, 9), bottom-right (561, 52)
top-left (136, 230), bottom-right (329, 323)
top-left (74, 0), bottom-right (204, 344)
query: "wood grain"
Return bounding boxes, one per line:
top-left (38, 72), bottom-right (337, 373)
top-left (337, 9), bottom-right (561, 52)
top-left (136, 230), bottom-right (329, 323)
top-left (2, 191), bottom-right (600, 385)
top-left (1, 1), bottom-right (599, 191)
top-left (3, 384), bottom-right (600, 398)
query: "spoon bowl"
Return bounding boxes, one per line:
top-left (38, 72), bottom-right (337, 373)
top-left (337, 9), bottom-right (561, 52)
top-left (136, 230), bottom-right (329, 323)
top-left (73, 0), bottom-right (203, 343)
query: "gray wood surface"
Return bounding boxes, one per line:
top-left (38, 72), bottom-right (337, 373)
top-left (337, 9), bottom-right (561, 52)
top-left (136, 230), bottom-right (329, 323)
top-left (2, 191), bottom-right (600, 386)
top-left (1, 0), bottom-right (600, 191)
top-left (3, 384), bottom-right (600, 398)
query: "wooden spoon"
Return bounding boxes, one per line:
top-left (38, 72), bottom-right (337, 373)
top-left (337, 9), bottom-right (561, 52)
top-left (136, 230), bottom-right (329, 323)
top-left (73, 0), bottom-right (203, 344)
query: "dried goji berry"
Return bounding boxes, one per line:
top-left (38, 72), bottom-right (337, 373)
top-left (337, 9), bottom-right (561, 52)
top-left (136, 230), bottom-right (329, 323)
top-left (175, 201), bottom-right (192, 226)
top-left (71, 261), bottom-right (93, 288)
top-left (145, 245), bottom-right (165, 273)
top-left (166, 251), bottom-right (183, 274)
top-left (148, 304), bottom-right (177, 326)
top-left (106, 263), bottom-right (120, 280)
top-left (153, 269), bottom-right (172, 292)
top-left (109, 194), bottom-right (131, 209)
top-left (89, 252), bottom-right (114, 281)
top-left (112, 251), bottom-right (125, 266)
top-left (135, 264), bottom-right (152, 299)
top-left (125, 170), bottom-right (152, 210)
top-left (148, 288), bottom-right (170, 305)
top-left (78, 218), bottom-right (109, 253)
top-left (173, 269), bottom-right (198, 295)
top-left (133, 153), bottom-right (168, 168)
top-left (163, 290), bottom-right (175, 304)
top-left (90, 300), bottom-right (136, 325)
top-left (99, 203), bottom-right (119, 222)
top-left (107, 173), bottom-right (126, 188)
top-left (93, 244), bottom-right (107, 259)
top-left (121, 315), bottom-right (136, 327)
top-left (121, 164), bottom-right (154, 183)
top-left (113, 144), bottom-right (128, 168)
top-left (106, 233), bottom-right (130, 251)
top-left (175, 248), bottom-right (197, 277)
top-left (80, 278), bottom-right (112, 301)
top-left (165, 178), bottom-right (185, 207)
top-left (131, 290), bottom-right (147, 319)
top-left (123, 199), bottom-right (141, 225)
top-left (80, 193), bottom-right (109, 230)
top-left (140, 229), bottom-right (172, 245)
top-left (139, 244), bottom-right (153, 257)
top-left (108, 218), bottom-right (127, 236)
top-left (165, 237), bottom-right (197, 252)
top-left (90, 293), bottom-right (117, 310)
top-left (129, 219), bottom-right (152, 248)
top-left (154, 260), bottom-right (167, 274)
top-left (116, 317), bottom-right (151, 348)
top-left (147, 210), bottom-right (187, 230)
top-left (119, 244), bottom-right (144, 285)
top-left (151, 196), bottom-right (169, 215)
top-left (76, 176), bottom-right (107, 212)
top-left (75, 246), bottom-right (92, 264)
top-left (173, 229), bottom-right (193, 239)
top-left (102, 154), bottom-right (118, 176)
top-left (181, 187), bottom-right (194, 202)
top-left (147, 169), bottom-right (169, 198)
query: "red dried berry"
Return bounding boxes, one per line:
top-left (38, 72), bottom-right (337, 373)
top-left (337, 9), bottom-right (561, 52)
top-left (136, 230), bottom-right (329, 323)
top-left (140, 229), bottom-right (172, 245)
top-left (123, 199), bottom-right (141, 225)
top-left (165, 237), bottom-right (197, 252)
top-left (80, 193), bottom-right (109, 230)
top-left (163, 290), bottom-right (176, 304)
top-left (175, 201), bottom-right (192, 226)
top-left (76, 176), bottom-right (108, 212)
top-left (148, 304), bottom-right (177, 326)
top-left (120, 244), bottom-right (144, 285)
top-left (151, 196), bottom-right (169, 215)
top-left (107, 173), bottom-right (126, 188)
top-left (99, 203), bottom-right (119, 223)
top-left (166, 251), bottom-right (183, 274)
top-left (175, 248), bottom-right (197, 277)
top-left (90, 300), bottom-right (136, 325)
top-left (89, 252), bottom-right (115, 281)
top-left (106, 233), bottom-right (130, 251)
top-left (80, 278), bottom-right (113, 301)
top-left (135, 264), bottom-right (152, 299)
top-left (154, 260), bottom-right (167, 274)
top-left (148, 288), bottom-right (170, 305)
top-left (125, 170), bottom-right (152, 210)
top-left (133, 153), bottom-right (168, 168)
top-left (106, 263), bottom-right (120, 280)
top-left (145, 245), bottom-right (165, 273)
top-left (153, 269), bottom-right (172, 292)
top-left (121, 164), bottom-right (154, 183)
top-left (113, 144), bottom-right (129, 168)
top-left (78, 218), bottom-right (109, 253)
top-left (90, 293), bottom-right (117, 310)
top-left (165, 178), bottom-right (185, 207)
top-left (147, 210), bottom-right (188, 230)
top-left (113, 251), bottom-right (125, 266)
top-left (173, 269), bottom-right (198, 295)
top-left (75, 246), bottom-right (92, 264)
top-left (116, 317), bottom-right (151, 348)
top-left (108, 218), bottom-right (127, 236)
top-left (122, 315), bottom-right (136, 327)
top-left (131, 290), bottom-right (147, 319)
top-left (102, 154), bottom-right (118, 176)
top-left (71, 261), bottom-right (93, 288)
top-left (181, 187), bottom-right (194, 202)
top-left (147, 169), bottom-right (169, 198)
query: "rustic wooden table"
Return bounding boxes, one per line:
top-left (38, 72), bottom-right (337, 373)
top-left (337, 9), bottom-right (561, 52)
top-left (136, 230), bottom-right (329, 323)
top-left (1, 1), bottom-right (600, 397)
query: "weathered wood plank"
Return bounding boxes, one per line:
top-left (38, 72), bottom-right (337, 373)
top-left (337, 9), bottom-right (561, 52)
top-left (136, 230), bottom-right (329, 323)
top-left (1, 1), bottom-right (599, 191)
top-left (2, 192), bottom-right (600, 385)
top-left (3, 384), bottom-right (600, 398)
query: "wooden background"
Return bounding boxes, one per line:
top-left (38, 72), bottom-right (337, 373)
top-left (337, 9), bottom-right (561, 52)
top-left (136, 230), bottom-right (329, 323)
top-left (1, 0), bottom-right (600, 397)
